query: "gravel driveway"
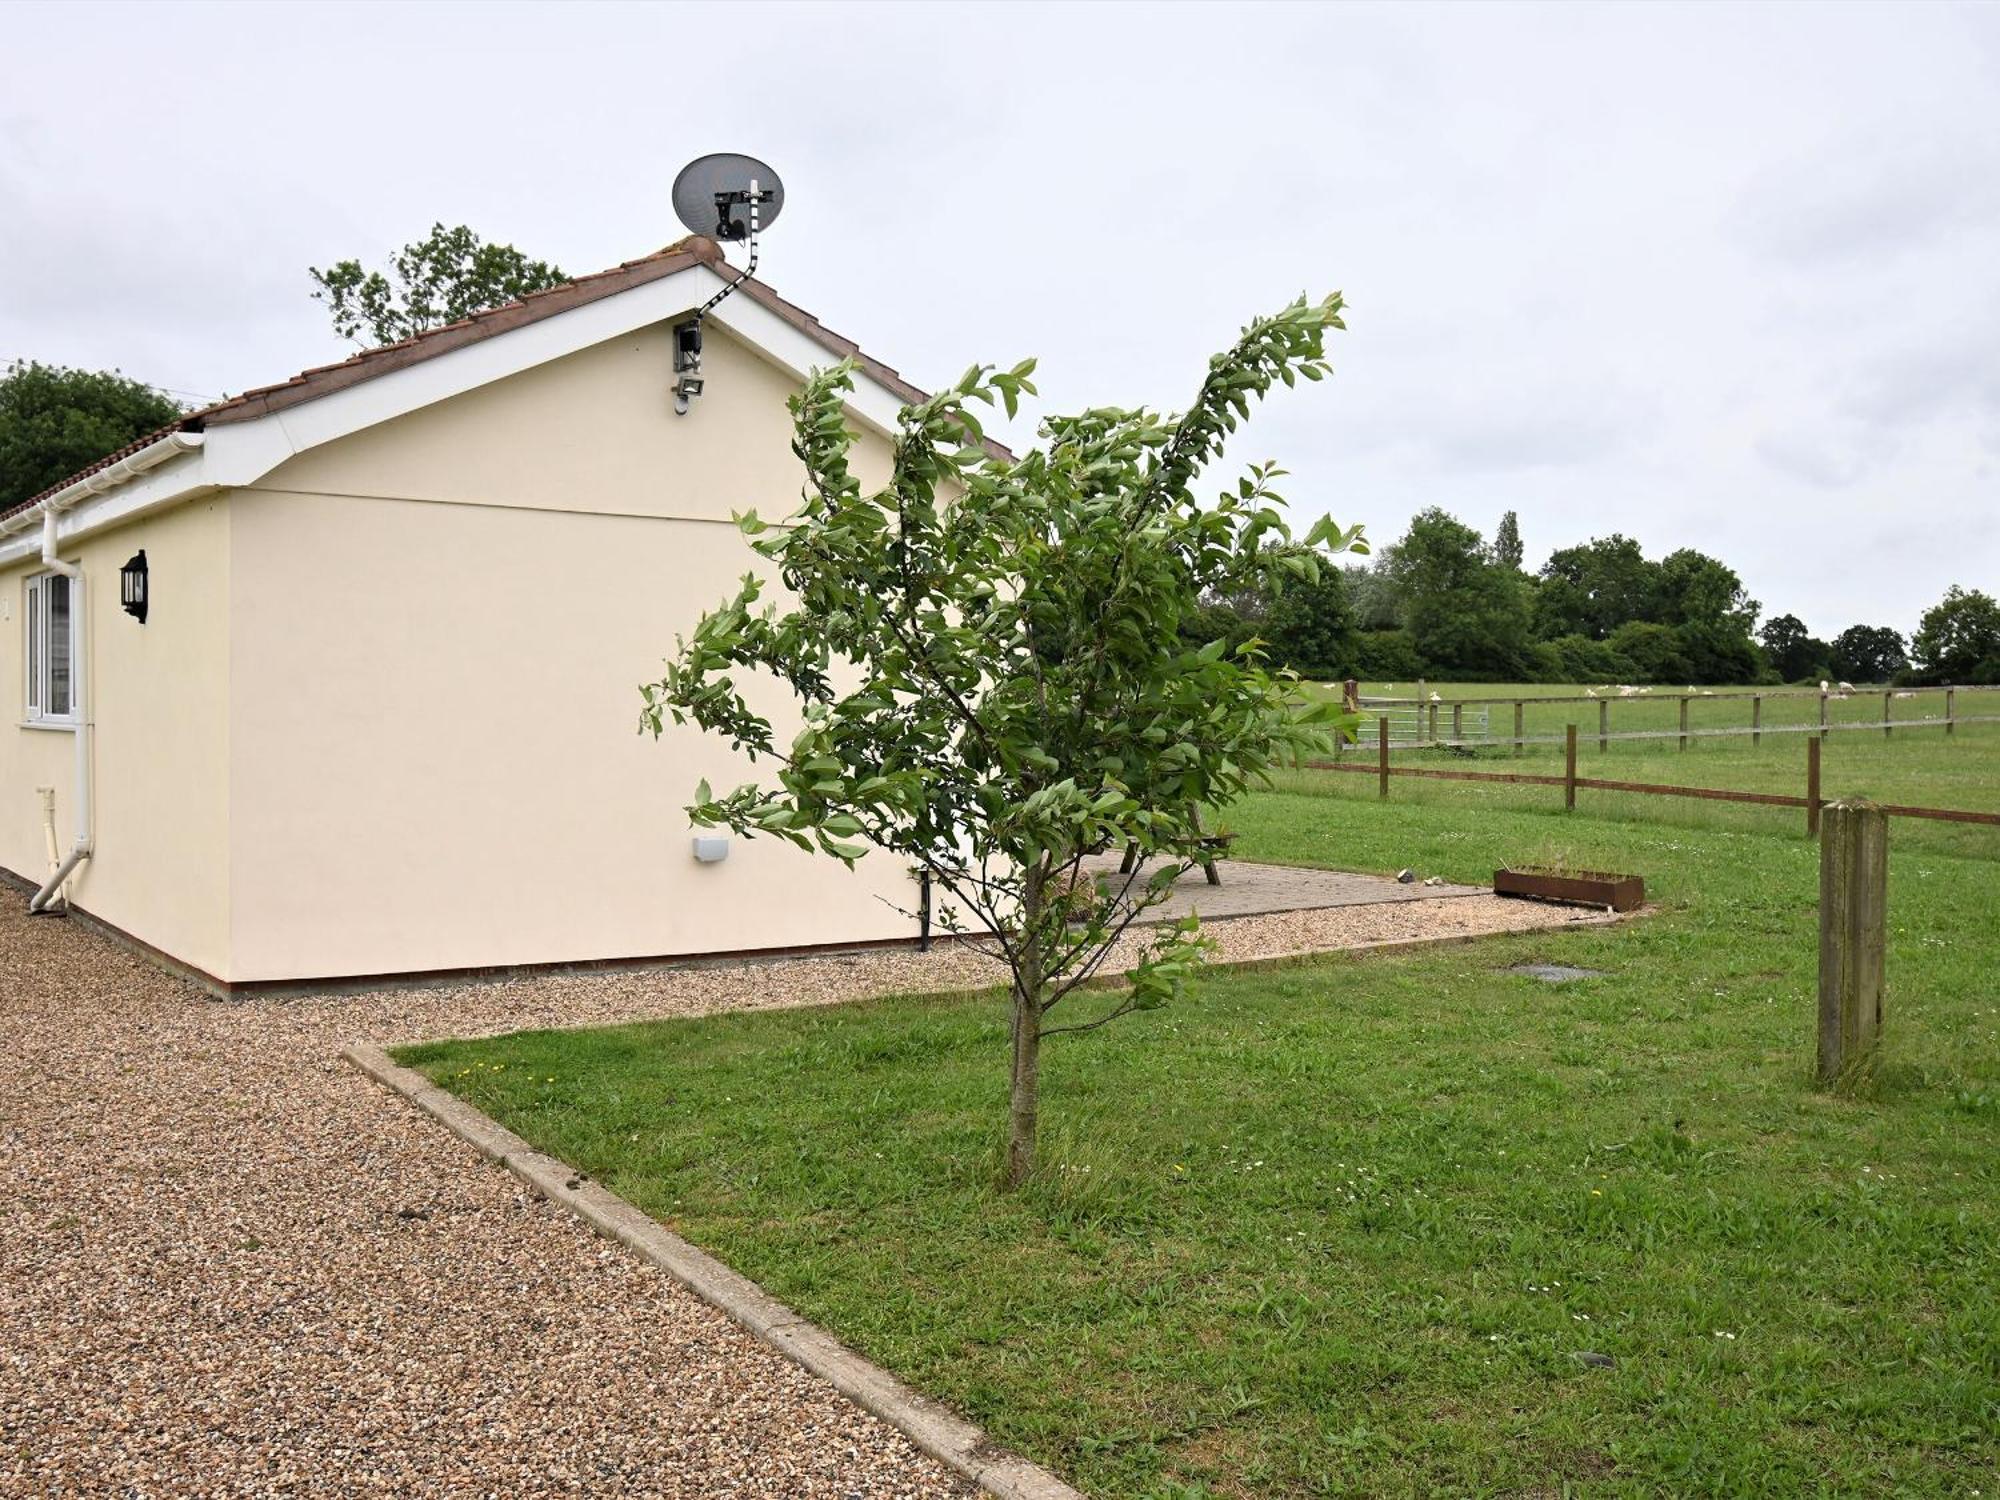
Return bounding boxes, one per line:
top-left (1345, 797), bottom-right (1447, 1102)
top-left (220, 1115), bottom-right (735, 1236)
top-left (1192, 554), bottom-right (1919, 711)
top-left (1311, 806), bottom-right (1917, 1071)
top-left (0, 886), bottom-right (1582, 1497)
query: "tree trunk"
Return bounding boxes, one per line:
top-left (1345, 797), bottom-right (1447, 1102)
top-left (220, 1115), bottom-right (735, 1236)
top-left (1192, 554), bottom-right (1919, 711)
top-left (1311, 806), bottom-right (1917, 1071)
top-left (1006, 979), bottom-right (1043, 1189)
top-left (1004, 870), bottom-right (1047, 1190)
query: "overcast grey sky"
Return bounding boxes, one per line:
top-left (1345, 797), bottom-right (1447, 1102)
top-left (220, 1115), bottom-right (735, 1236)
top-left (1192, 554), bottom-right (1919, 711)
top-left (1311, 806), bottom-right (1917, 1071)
top-left (4, 1), bottom-right (1996, 636)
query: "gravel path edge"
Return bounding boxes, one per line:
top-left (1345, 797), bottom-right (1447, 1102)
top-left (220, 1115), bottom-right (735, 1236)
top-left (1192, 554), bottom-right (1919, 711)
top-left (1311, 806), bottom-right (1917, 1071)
top-left (343, 1044), bottom-right (1088, 1500)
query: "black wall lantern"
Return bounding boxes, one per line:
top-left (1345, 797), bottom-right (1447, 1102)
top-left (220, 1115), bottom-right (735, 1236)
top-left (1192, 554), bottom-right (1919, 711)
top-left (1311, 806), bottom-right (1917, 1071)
top-left (120, 550), bottom-right (148, 623)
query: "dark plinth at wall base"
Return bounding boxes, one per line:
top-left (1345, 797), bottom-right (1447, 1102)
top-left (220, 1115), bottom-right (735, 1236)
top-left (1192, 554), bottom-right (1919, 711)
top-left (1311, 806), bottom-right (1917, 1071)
top-left (1494, 867), bottom-right (1645, 912)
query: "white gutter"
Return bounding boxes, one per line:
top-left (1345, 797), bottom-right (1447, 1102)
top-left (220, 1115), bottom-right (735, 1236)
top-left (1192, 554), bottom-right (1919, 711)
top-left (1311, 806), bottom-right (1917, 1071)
top-left (0, 431), bottom-right (205, 538)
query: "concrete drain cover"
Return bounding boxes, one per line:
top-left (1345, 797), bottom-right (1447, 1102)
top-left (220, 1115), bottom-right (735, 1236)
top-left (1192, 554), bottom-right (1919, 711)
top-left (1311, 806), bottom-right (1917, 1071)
top-left (1507, 963), bottom-right (1606, 984)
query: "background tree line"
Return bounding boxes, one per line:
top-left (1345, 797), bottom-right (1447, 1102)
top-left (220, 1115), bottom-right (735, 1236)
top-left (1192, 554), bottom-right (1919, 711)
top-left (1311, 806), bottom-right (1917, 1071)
top-left (1184, 507), bottom-right (2000, 686)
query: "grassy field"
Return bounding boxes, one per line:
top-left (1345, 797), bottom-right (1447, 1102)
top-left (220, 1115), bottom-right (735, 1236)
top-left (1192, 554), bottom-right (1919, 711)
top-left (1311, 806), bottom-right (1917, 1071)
top-left (403, 757), bottom-right (2000, 1496)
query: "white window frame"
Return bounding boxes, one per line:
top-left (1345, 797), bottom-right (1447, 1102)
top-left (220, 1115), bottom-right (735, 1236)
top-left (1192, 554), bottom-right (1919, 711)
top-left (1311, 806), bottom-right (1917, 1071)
top-left (23, 571), bottom-right (80, 729)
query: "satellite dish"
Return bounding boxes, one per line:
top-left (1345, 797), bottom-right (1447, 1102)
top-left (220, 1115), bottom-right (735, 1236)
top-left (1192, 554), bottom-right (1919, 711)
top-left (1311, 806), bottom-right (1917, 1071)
top-left (672, 153), bottom-right (784, 242)
top-left (668, 153), bottom-right (786, 416)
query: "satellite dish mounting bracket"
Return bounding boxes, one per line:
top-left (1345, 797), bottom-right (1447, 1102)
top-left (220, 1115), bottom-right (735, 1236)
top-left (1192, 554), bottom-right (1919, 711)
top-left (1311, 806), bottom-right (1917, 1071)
top-left (708, 185), bottom-right (776, 242)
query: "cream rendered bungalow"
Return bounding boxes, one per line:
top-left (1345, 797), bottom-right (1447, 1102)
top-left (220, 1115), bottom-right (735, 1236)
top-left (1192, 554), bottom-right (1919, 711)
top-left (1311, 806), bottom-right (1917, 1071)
top-left (0, 238), bottom-right (947, 991)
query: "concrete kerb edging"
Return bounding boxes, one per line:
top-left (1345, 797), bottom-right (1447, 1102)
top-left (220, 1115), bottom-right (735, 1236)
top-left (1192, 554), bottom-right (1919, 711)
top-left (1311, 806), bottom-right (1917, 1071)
top-left (342, 1044), bottom-right (1086, 1500)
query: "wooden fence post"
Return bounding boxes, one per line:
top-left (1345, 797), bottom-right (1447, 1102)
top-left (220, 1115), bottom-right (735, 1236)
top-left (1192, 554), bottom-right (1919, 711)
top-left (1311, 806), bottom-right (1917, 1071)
top-left (1679, 696), bottom-right (1689, 752)
top-left (1428, 701), bottom-right (1439, 743)
top-left (1817, 798), bottom-right (1887, 1086)
top-left (1752, 694), bottom-right (1762, 747)
top-left (1334, 682), bottom-right (1358, 764)
top-left (1806, 736), bottom-right (1822, 836)
top-left (1513, 700), bottom-right (1524, 757)
top-left (1452, 702), bottom-right (1463, 744)
top-left (1883, 690), bottom-right (1893, 739)
top-left (1378, 715), bottom-right (1390, 801)
top-left (1598, 698), bottom-right (1609, 753)
top-left (1819, 690), bottom-right (1829, 740)
top-left (1946, 687), bottom-right (1956, 736)
top-left (1564, 724), bottom-right (1577, 812)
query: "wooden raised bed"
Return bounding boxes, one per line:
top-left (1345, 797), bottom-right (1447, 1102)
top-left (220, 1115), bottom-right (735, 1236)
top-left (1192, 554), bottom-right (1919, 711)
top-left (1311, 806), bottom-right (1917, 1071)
top-left (1494, 866), bottom-right (1644, 912)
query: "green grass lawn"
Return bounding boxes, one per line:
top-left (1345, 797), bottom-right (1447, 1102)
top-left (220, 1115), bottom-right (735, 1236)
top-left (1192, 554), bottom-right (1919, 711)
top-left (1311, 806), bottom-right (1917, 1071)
top-left (402, 779), bottom-right (2000, 1497)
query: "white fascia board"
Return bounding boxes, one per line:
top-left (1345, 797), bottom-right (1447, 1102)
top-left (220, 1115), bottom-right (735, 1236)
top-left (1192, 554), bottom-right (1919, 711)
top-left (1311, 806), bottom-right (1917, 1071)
top-left (0, 263), bottom-right (917, 563)
top-left (704, 291), bottom-right (910, 436)
top-left (0, 449), bottom-right (216, 569)
top-left (214, 263), bottom-right (909, 482)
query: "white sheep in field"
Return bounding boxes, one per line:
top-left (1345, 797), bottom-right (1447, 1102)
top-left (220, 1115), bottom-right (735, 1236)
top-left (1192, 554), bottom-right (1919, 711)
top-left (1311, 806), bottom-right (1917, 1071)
top-left (1585, 688), bottom-right (1598, 698)
top-left (1838, 680), bottom-right (1855, 693)
top-left (1619, 685), bottom-right (1640, 697)
top-left (1429, 691), bottom-right (1442, 702)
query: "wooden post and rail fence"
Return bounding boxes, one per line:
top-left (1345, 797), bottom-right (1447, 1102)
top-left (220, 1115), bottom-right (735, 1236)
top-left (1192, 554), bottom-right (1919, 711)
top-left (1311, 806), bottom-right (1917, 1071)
top-left (1334, 681), bottom-right (2000, 755)
top-left (1313, 721), bottom-right (1999, 835)
top-left (1346, 683), bottom-right (1913, 1084)
top-left (1360, 721), bottom-right (1900, 1084)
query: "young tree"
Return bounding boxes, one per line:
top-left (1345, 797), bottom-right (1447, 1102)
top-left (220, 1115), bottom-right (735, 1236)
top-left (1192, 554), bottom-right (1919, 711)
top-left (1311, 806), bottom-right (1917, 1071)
top-left (642, 298), bottom-right (1365, 1188)
top-left (1175, 586), bottom-right (1265, 656)
top-left (1829, 624), bottom-right (1909, 683)
top-left (1910, 586), bottom-right (2000, 684)
top-left (1492, 509), bottom-right (1524, 570)
top-left (309, 224), bottom-right (569, 346)
top-left (0, 361), bottom-right (185, 510)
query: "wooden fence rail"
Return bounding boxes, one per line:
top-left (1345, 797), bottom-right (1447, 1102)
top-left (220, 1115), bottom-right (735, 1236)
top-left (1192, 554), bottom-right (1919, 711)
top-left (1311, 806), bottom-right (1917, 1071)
top-left (1358, 682), bottom-right (1999, 709)
top-left (1339, 680), bottom-right (1999, 753)
top-left (1307, 727), bottom-right (2000, 834)
top-left (1343, 713), bottom-right (2000, 754)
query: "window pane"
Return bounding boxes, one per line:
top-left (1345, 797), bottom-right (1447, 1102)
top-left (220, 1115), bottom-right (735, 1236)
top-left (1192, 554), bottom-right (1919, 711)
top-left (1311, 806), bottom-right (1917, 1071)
top-left (26, 580), bottom-right (41, 715)
top-left (47, 575), bottom-right (70, 718)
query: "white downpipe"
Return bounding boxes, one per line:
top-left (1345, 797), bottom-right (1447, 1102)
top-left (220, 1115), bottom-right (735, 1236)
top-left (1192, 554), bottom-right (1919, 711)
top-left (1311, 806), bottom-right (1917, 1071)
top-left (28, 509), bottom-right (90, 913)
top-left (39, 788), bottom-right (59, 875)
